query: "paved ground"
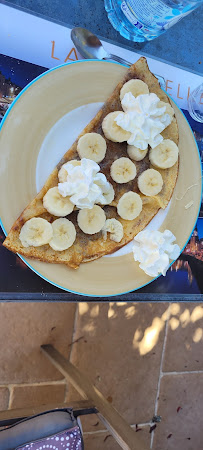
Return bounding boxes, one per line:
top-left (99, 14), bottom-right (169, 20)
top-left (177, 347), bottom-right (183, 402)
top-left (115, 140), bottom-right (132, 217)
top-left (0, 301), bottom-right (202, 449)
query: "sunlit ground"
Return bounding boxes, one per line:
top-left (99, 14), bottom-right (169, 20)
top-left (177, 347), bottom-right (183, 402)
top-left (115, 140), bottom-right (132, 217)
top-left (78, 302), bottom-right (203, 356)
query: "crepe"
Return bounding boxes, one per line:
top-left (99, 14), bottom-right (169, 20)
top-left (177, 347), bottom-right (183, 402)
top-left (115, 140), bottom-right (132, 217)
top-left (3, 57), bottom-right (179, 269)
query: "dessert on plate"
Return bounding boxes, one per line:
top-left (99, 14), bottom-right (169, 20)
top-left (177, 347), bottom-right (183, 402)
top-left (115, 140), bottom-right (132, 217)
top-left (3, 57), bottom-right (179, 269)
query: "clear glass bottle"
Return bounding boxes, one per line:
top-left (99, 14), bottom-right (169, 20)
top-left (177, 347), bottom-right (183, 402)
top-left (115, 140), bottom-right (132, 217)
top-left (188, 83), bottom-right (203, 123)
top-left (104, 0), bottom-right (203, 42)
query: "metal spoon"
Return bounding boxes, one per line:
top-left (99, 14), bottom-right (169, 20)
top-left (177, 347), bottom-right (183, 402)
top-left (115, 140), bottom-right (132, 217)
top-left (71, 27), bottom-right (131, 66)
top-left (71, 27), bottom-right (166, 89)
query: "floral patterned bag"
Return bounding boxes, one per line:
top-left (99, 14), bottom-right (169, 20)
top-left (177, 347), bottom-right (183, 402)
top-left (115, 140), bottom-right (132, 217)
top-left (16, 425), bottom-right (83, 450)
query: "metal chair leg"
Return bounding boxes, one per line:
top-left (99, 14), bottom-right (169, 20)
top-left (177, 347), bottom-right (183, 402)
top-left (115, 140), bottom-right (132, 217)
top-left (41, 345), bottom-right (147, 450)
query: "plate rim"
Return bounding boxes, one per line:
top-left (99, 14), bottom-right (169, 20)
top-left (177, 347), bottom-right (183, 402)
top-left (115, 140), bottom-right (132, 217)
top-left (0, 59), bottom-right (202, 297)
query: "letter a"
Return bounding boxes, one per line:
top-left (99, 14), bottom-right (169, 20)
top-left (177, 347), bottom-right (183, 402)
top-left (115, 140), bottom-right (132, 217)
top-left (64, 47), bottom-right (78, 62)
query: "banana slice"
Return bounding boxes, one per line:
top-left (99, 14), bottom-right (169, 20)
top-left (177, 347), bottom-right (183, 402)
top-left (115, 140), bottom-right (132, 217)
top-left (158, 101), bottom-right (175, 120)
top-left (58, 160), bottom-right (81, 183)
top-left (127, 145), bottom-right (148, 161)
top-left (117, 191), bottom-right (142, 220)
top-left (120, 79), bottom-right (149, 101)
top-left (149, 139), bottom-right (179, 169)
top-left (49, 218), bottom-right (76, 251)
top-left (43, 186), bottom-right (74, 217)
top-left (19, 217), bottom-right (53, 248)
top-left (77, 133), bottom-right (106, 163)
top-left (102, 111), bottom-right (131, 143)
top-left (102, 218), bottom-right (124, 243)
top-left (77, 205), bottom-right (106, 234)
top-left (138, 168), bottom-right (163, 196)
top-left (110, 157), bottom-right (137, 184)
top-left (99, 183), bottom-right (115, 205)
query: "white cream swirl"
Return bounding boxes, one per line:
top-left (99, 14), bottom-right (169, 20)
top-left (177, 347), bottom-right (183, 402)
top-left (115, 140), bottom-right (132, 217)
top-left (58, 158), bottom-right (114, 209)
top-left (115, 92), bottom-right (171, 150)
top-left (132, 229), bottom-right (180, 277)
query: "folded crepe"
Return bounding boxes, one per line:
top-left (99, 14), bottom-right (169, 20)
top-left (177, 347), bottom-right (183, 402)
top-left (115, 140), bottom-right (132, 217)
top-left (3, 57), bottom-right (179, 269)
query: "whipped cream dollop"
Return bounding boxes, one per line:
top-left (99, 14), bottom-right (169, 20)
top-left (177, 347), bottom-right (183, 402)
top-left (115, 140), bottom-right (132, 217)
top-left (115, 92), bottom-right (171, 150)
top-left (132, 229), bottom-right (180, 277)
top-left (58, 158), bottom-right (114, 209)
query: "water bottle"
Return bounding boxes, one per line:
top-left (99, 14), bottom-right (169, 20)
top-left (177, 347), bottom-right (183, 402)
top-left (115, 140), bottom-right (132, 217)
top-left (104, 0), bottom-right (203, 42)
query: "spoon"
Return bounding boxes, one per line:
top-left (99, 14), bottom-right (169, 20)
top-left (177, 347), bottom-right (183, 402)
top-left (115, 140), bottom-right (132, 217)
top-left (71, 27), bottom-right (131, 66)
top-left (71, 27), bottom-right (166, 89)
